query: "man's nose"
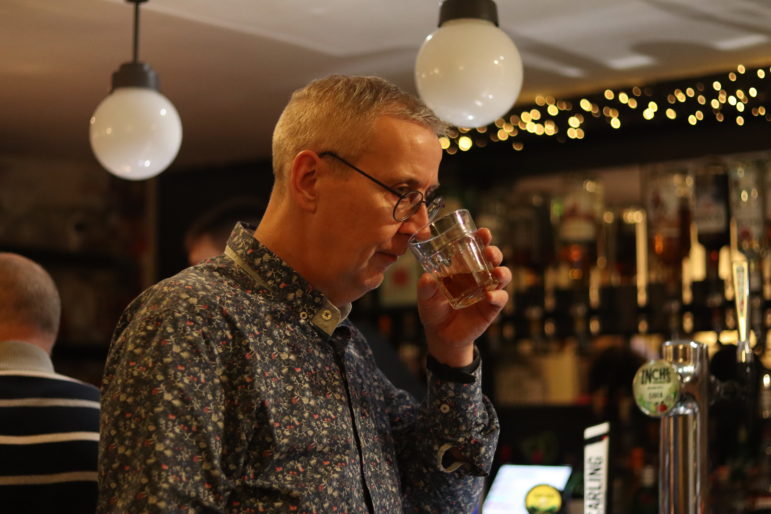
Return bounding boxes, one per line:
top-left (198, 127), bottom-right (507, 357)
top-left (400, 203), bottom-right (431, 237)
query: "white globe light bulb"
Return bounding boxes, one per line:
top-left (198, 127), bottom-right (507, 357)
top-left (89, 87), bottom-right (182, 181)
top-left (415, 18), bottom-right (523, 128)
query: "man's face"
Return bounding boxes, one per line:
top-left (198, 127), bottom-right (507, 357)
top-left (314, 116), bottom-right (442, 305)
top-left (187, 234), bottom-right (221, 266)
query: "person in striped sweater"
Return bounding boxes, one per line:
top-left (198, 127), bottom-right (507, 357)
top-left (0, 252), bottom-right (100, 513)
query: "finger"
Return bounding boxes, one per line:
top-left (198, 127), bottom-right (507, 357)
top-left (484, 289), bottom-right (509, 310)
top-left (475, 227), bottom-right (492, 246)
top-left (492, 265), bottom-right (512, 290)
top-left (416, 272), bottom-right (441, 303)
top-left (483, 245), bottom-right (504, 266)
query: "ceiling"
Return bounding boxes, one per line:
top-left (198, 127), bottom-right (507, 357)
top-left (2, 0), bottom-right (770, 172)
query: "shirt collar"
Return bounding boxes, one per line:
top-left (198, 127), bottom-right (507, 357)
top-left (225, 222), bottom-right (351, 337)
top-left (0, 340), bottom-right (55, 372)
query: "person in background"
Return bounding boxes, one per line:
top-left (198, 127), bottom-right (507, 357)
top-left (184, 196), bottom-right (265, 266)
top-left (0, 252), bottom-right (100, 513)
top-left (99, 74), bottom-right (510, 512)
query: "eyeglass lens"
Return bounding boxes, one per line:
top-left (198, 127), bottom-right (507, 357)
top-left (395, 193), bottom-right (443, 222)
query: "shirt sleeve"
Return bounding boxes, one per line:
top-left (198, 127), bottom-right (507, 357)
top-left (98, 298), bottom-right (231, 513)
top-left (425, 348), bottom-right (480, 384)
top-left (383, 346), bottom-right (500, 512)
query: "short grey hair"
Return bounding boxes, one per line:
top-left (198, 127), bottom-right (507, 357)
top-left (0, 253), bottom-right (61, 337)
top-left (271, 75), bottom-right (447, 183)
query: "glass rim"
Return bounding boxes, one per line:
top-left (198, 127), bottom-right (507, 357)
top-left (407, 208), bottom-right (474, 247)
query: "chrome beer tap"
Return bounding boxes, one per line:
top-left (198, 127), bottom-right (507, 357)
top-left (634, 340), bottom-right (710, 514)
top-left (660, 340), bottom-right (710, 514)
top-left (631, 260), bottom-right (758, 514)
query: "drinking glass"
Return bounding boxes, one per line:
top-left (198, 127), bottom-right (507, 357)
top-left (409, 209), bottom-right (498, 309)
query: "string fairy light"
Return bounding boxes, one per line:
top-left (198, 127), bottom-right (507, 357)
top-left (442, 62), bottom-right (770, 153)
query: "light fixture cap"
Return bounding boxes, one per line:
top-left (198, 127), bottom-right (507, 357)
top-left (111, 61), bottom-right (159, 91)
top-left (439, 0), bottom-right (498, 26)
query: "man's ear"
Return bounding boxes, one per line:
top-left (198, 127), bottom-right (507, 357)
top-left (288, 150), bottom-right (321, 212)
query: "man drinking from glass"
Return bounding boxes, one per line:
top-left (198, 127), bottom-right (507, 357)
top-left (98, 74), bottom-right (511, 513)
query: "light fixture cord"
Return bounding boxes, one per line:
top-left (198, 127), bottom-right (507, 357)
top-left (132, 0), bottom-right (141, 62)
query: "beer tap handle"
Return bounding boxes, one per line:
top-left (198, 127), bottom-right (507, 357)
top-left (732, 259), bottom-right (752, 367)
top-left (731, 257), bottom-right (758, 452)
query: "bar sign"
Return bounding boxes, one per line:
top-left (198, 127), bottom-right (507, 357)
top-left (583, 421), bottom-right (610, 514)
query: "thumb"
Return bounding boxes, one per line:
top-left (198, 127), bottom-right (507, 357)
top-left (417, 272), bottom-right (441, 303)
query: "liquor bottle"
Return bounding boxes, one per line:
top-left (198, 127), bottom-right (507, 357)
top-left (729, 155), bottom-right (771, 506)
top-left (692, 158), bottom-right (731, 334)
top-left (630, 465), bottom-right (658, 514)
top-left (596, 207), bottom-right (641, 335)
top-left (476, 188), bottom-right (513, 353)
top-left (557, 176), bottom-right (601, 281)
top-left (730, 156), bottom-right (767, 263)
top-left (753, 367), bottom-right (771, 503)
top-left (508, 192), bottom-right (552, 348)
top-left (766, 154), bottom-right (771, 248)
top-left (728, 155), bottom-right (767, 353)
top-left (555, 176), bottom-right (602, 352)
top-left (643, 163), bottom-right (692, 338)
top-left (763, 157), bottom-right (771, 350)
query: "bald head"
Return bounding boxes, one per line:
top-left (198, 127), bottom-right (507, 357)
top-left (0, 253), bottom-right (61, 351)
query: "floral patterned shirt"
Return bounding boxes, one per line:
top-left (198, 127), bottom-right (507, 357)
top-left (98, 223), bottom-right (499, 513)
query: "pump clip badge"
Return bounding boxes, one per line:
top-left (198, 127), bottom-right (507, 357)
top-left (525, 484), bottom-right (562, 513)
top-left (633, 360), bottom-right (679, 417)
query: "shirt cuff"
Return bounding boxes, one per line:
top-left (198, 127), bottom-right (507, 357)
top-left (426, 348), bottom-right (479, 384)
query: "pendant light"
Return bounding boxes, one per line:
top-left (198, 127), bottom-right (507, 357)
top-left (89, 0), bottom-right (182, 181)
top-left (415, 0), bottom-right (523, 128)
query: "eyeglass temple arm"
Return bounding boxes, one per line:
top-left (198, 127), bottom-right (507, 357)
top-left (318, 152), bottom-right (402, 196)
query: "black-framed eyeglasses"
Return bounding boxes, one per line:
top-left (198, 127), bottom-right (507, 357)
top-left (319, 151), bottom-right (444, 223)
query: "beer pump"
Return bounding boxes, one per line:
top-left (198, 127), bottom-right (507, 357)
top-left (632, 260), bottom-right (753, 514)
top-left (634, 339), bottom-right (709, 513)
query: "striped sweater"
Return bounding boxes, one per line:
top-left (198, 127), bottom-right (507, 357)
top-left (0, 340), bottom-right (100, 514)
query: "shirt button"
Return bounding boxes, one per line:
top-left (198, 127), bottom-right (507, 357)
top-left (440, 404), bottom-right (451, 413)
top-left (321, 310), bottom-right (332, 321)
